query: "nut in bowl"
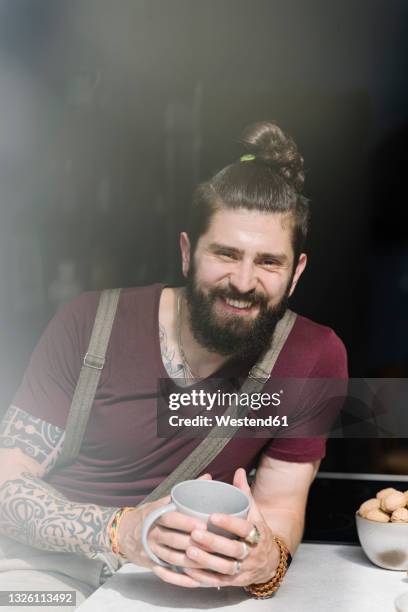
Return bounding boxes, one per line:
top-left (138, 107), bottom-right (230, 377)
top-left (356, 487), bottom-right (408, 571)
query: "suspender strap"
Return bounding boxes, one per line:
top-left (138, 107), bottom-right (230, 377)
top-left (55, 289), bottom-right (121, 468)
top-left (141, 309), bottom-right (297, 504)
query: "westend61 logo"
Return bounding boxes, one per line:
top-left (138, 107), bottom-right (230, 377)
top-left (158, 378), bottom-right (408, 439)
top-left (168, 389), bottom-right (283, 411)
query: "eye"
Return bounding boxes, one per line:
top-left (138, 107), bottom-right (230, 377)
top-left (260, 258), bottom-right (278, 267)
top-left (217, 250), bottom-right (237, 260)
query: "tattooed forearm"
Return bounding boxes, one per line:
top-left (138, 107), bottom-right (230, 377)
top-left (0, 473), bottom-right (117, 559)
top-left (0, 406), bottom-right (64, 472)
top-left (0, 407), bottom-right (117, 558)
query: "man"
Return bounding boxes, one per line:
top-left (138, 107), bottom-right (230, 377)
top-left (0, 121), bottom-right (347, 604)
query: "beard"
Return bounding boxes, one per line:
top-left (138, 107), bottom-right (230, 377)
top-left (185, 264), bottom-right (292, 363)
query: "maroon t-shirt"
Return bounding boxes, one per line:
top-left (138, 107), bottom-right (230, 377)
top-left (13, 284), bottom-right (348, 506)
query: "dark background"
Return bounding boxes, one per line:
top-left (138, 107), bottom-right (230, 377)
top-left (0, 0), bottom-right (407, 489)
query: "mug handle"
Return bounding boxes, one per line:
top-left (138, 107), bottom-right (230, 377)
top-left (141, 502), bottom-right (185, 571)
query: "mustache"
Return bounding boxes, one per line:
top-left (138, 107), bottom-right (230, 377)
top-left (208, 286), bottom-right (269, 308)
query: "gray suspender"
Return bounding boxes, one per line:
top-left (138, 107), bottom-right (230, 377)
top-left (55, 289), bottom-right (297, 499)
top-left (55, 289), bottom-right (121, 468)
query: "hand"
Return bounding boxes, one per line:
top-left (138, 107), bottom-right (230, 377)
top-left (117, 473), bottom-right (213, 586)
top-left (153, 468), bottom-right (280, 588)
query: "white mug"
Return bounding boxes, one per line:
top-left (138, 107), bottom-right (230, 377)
top-left (141, 479), bottom-right (250, 571)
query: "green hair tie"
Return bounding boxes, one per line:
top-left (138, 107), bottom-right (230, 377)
top-left (240, 153), bottom-right (256, 162)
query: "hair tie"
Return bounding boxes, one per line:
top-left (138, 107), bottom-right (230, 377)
top-left (240, 154), bottom-right (256, 162)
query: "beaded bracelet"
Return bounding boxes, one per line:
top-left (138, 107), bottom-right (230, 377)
top-left (243, 536), bottom-right (292, 599)
top-left (108, 506), bottom-right (136, 558)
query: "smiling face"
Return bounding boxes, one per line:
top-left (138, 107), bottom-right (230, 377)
top-left (180, 208), bottom-right (307, 358)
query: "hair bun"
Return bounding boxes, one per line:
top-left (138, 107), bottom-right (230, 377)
top-left (239, 121), bottom-right (305, 190)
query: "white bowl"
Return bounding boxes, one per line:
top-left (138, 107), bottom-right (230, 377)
top-left (356, 512), bottom-right (408, 570)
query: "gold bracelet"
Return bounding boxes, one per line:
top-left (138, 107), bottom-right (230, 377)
top-left (243, 536), bottom-right (292, 599)
top-left (108, 506), bottom-right (136, 558)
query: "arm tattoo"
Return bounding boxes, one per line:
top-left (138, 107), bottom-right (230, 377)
top-left (0, 406), bottom-right (117, 558)
top-left (159, 323), bottom-right (191, 386)
top-left (0, 473), bottom-right (116, 558)
top-left (0, 405), bottom-right (64, 472)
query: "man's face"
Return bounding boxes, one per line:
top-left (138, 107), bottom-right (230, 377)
top-left (180, 208), bottom-right (307, 359)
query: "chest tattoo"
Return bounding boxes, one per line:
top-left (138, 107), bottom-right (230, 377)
top-left (159, 323), bottom-right (192, 385)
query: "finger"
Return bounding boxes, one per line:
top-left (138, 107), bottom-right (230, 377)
top-left (231, 471), bottom-right (265, 523)
top-left (190, 529), bottom-right (250, 560)
top-left (232, 468), bottom-right (251, 496)
top-left (150, 543), bottom-right (204, 569)
top-left (197, 473), bottom-right (212, 480)
top-left (157, 511), bottom-right (207, 533)
top-left (153, 525), bottom-right (193, 551)
top-left (184, 567), bottom-right (249, 588)
top-left (152, 565), bottom-right (202, 588)
top-left (158, 494), bottom-right (172, 505)
top-left (139, 495), bottom-right (171, 514)
top-left (209, 513), bottom-right (257, 540)
top-left (185, 545), bottom-right (242, 576)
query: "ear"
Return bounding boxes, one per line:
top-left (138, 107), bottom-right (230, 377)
top-left (289, 253), bottom-right (307, 296)
top-left (179, 232), bottom-right (191, 278)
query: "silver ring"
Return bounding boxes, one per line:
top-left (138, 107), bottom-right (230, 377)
top-left (238, 542), bottom-right (249, 560)
top-left (234, 560), bottom-right (241, 574)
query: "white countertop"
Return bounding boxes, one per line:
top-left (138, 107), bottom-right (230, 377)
top-left (77, 543), bottom-right (408, 612)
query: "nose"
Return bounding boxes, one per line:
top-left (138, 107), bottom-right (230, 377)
top-left (228, 260), bottom-right (258, 295)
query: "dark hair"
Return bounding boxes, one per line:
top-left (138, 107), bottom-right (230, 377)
top-left (187, 121), bottom-right (309, 264)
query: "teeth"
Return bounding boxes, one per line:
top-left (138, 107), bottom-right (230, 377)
top-left (225, 298), bottom-right (252, 309)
